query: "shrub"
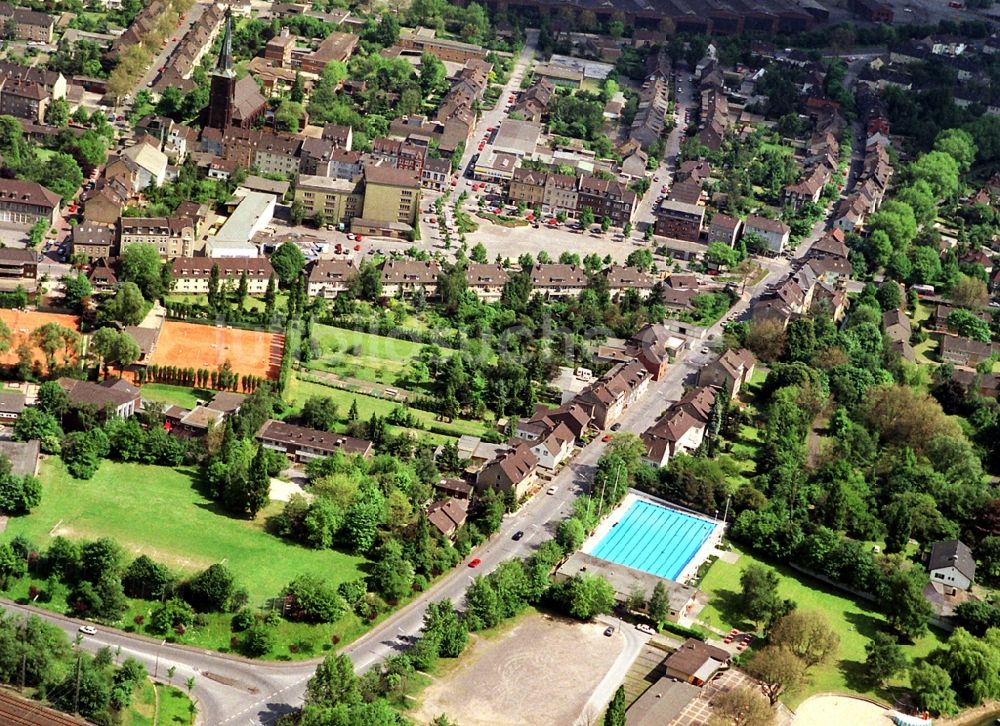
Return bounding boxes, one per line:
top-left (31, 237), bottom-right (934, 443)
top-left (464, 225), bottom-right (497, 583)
top-left (231, 608), bottom-right (255, 632)
top-left (242, 624), bottom-right (275, 657)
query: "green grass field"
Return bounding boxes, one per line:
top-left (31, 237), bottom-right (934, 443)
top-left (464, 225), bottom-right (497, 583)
top-left (287, 373), bottom-right (486, 440)
top-left (155, 685), bottom-right (195, 726)
top-left (164, 292), bottom-right (289, 313)
top-left (138, 383), bottom-right (213, 409)
top-left (123, 682), bottom-right (193, 726)
top-left (697, 547), bottom-right (946, 707)
top-left (305, 324), bottom-right (452, 388)
top-left (6, 459), bottom-right (366, 604)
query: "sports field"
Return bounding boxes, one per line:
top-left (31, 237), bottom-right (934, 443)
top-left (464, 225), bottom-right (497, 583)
top-left (0, 310), bottom-right (81, 368)
top-left (149, 321), bottom-right (283, 381)
top-left (6, 459), bottom-right (366, 604)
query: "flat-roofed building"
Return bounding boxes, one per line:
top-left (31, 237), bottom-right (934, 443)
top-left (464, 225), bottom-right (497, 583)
top-left (294, 174), bottom-right (363, 224)
top-left (362, 164), bottom-right (420, 226)
top-left (397, 26), bottom-right (487, 64)
top-left (208, 191), bottom-right (276, 258)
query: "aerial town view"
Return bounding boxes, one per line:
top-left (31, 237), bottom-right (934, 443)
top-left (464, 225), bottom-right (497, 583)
top-left (0, 0), bottom-right (998, 723)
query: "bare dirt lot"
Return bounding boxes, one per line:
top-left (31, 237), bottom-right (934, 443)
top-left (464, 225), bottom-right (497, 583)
top-left (410, 611), bottom-right (623, 726)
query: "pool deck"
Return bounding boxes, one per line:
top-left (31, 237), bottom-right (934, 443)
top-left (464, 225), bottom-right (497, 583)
top-left (581, 490), bottom-right (724, 586)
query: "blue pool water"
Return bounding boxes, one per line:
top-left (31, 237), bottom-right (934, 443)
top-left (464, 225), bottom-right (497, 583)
top-left (589, 500), bottom-right (716, 581)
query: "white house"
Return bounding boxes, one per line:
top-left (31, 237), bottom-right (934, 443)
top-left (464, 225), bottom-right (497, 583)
top-left (743, 214), bottom-right (791, 254)
top-left (121, 142), bottom-right (168, 190)
top-left (526, 422), bottom-right (575, 470)
top-left (928, 540), bottom-right (976, 591)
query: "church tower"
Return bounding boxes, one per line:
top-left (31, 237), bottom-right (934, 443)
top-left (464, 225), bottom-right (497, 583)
top-left (206, 12), bottom-right (235, 130)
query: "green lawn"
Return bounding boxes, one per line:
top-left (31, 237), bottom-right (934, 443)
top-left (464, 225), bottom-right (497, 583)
top-left (155, 685), bottom-right (195, 726)
top-left (165, 292), bottom-right (289, 313)
top-left (138, 383), bottom-right (213, 409)
top-left (287, 372), bottom-right (486, 440)
top-left (7, 459), bottom-right (366, 605)
top-left (305, 323), bottom-right (440, 386)
top-left (697, 547), bottom-right (946, 707)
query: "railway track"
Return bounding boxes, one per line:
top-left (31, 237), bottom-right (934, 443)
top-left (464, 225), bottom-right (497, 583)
top-left (0, 690), bottom-right (89, 726)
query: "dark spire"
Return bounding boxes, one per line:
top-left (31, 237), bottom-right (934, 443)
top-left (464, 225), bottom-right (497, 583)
top-left (216, 10), bottom-right (234, 76)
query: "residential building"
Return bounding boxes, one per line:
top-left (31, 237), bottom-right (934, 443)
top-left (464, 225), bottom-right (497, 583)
top-left (940, 335), bottom-right (999, 367)
top-left (421, 157), bottom-right (450, 192)
top-left (882, 309), bottom-right (911, 345)
top-left (542, 173), bottom-right (579, 216)
top-left (530, 264), bottom-right (588, 298)
top-left (433, 478), bottom-right (472, 500)
top-left (0, 390), bottom-right (25, 423)
top-left (361, 164), bottom-right (421, 226)
top-left (257, 419), bottom-right (373, 462)
top-left (371, 138), bottom-right (426, 173)
top-left (306, 259), bottom-right (357, 298)
top-left (476, 441), bottom-right (538, 499)
top-left (0, 79), bottom-right (48, 123)
top-left (0, 7), bottom-right (54, 42)
top-left (575, 360), bottom-right (650, 429)
top-left (294, 175), bottom-right (363, 224)
top-left (697, 348), bottom-right (756, 399)
top-left (706, 213), bottom-right (741, 247)
top-left (604, 265), bottom-right (656, 299)
top-left (512, 78), bottom-right (554, 122)
top-left (397, 27), bottom-right (487, 64)
top-left (381, 259), bottom-right (441, 297)
top-left (87, 258), bottom-right (118, 290)
top-left (71, 223), bottom-right (116, 260)
top-left (629, 323), bottom-right (685, 380)
top-left (577, 176), bottom-right (637, 227)
top-left (170, 257), bottom-right (274, 295)
top-left (517, 421), bottom-right (575, 470)
top-left (58, 378), bottom-right (140, 418)
top-left (509, 168), bottom-right (546, 208)
top-left (264, 27), bottom-right (296, 66)
top-left (465, 263), bottom-right (509, 302)
top-left (118, 217), bottom-right (195, 259)
top-left (928, 539), bottom-right (975, 591)
top-left (783, 165), bottom-right (829, 210)
top-left (630, 75), bottom-right (669, 151)
top-left (299, 30), bottom-right (359, 74)
top-left (0, 179), bottom-right (60, 227)
top-left (120, 141), bottom-right (168, 190)
top-left (664, 639), bottom-right (731, 686)
top-left (426, 497), bottom-right (468, 538)
top-left (743, 214), bottom-right (790, 254)
top-left (655, 200), bottom-right (705, 242)
top-left (0, 61), bottom-right (65, 99)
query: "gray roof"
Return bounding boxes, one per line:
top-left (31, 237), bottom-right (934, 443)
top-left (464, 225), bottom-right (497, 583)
top-left (0, 439), bottom-right (39, 477)
top-left (0, 389), bottom-right (25, 414)
top-left (928, 539), bottom-right (976, 582)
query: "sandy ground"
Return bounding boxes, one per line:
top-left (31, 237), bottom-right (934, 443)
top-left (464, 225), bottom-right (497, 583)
top-left (269, 477), bottom-right (310, 502)
top-left (411, 612), bottom-right (622, 726)
top-left (793, 695), bottom-right (893, 726)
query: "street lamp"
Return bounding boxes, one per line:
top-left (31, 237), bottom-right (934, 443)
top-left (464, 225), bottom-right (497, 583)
top-left (153, 639), bottom-right (166, 679)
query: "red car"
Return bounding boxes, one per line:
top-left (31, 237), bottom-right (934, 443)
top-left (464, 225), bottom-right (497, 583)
top-left (602, 434), bottom-right (612, 442)
top-left (468, 558), bottom-right (482, 568)
top-left (353, 244), bottom-right (361, 251)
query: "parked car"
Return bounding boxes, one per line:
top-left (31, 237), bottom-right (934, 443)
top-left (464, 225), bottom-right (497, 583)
top-left (610, 423), bottom-right (622, 431)
top-left (78, 625), bottom-right (97, 635)
top-left (468, 558), bottom-right (482, 568)
top-left (512, 531), bottom-right (524, 541)
top-left (547, 486), bottom-right (557, 495)
top-left (601, 434), bottom-right (612, 442)
top-left (636, 623), bottom-right (656, 635)
top-left (604, 626), bottom-right (615, 637)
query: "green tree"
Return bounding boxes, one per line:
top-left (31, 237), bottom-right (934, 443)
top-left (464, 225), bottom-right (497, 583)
top-left (36, 380), bottom-right (70, 419)
top-left (555, 517), bottom-right (585, 552)
top-left (565, 573), bottom-right (615, 620)
top-left (61, 273), bottom-right (93, 311)
top-left (13, 407), bottom-right (63, 453)
top-left (865, 632), bottom-right (907, 687)
top-left (769, 610), bottom-right (839, 668)
top-left (284, 574), bottom-right (346, 623)
top-left (184, 563), bottom-right (235, 612)
top-left (120, 244), bottom-right (163, 300)
top-left (739, 564), bottom-right (793, 631)
top-left (909, 662), bottom-right (958, 715)
top-left (745, 646), bottom-right (807, 705)
top-left (947, 309), bottom-right (991, 342)
top-left (604, 685), bottom-right (626, 726)
top-left (934, 128), bottom-right (977, 172)
top-left (300, 396), bottom-right (339, 432)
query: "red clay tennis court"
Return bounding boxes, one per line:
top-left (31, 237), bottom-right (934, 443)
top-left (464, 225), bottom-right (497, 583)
top-left (148, 321), bottom-right (284, 381)
top-left (0, 310), bottom-right (81, 368)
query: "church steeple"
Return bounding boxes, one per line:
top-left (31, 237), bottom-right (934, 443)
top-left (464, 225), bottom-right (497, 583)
top-left (215, 11), bottom-right (234, 77)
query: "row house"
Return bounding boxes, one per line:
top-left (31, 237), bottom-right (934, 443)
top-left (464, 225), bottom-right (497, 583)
top-left (530, 263), bottom-right (588, 298)
top-left (465, 263), bottom-right (509, 302)
top-left (371, 138), bottom-right (426, 173)
top-left (604, 265), bottom-right (657, 299)
top-left (512, 78), bottom-right (554, 122)
top-left (257, 419), bottom-right (372, 462)
top-left (782, 164), bottom-right (830, 211)
top-left (698, 83), bottom-right (730, 152)
top-left (576, 177), bottom-right (637, 227)
top-left (306, 259), bottom-right (357, 299)
top-left (833, 144), bottom-right (892, 232)
top-left (169, 257), bottom-right (274, 295)
top-left (641, 386), bottom-right (717, 467)
top-left (940, 335), bottom-right (1000, 368)
top-left (707, 213), bottom-right (742, 247)
top-left (0, 5), bottom-right (54, 43)
top-left (0, 61), bottom-right (65, 100)
top-left (476, 441), bottom-right (538, 499)
top-left (421, 157), bottom-right (451, 192)
top-left (575, 359), bottom-right (651, 430)
top-left (743, 214), bottom-right (790, 254)
top-left (71, 223), bottom-right (116, 261)
top-left (118, 217), bottom-right (195, 259)
top-left (629, 75), bottom-right (670, 151)
top-left (751, 251), bottom-right (851, 327)
top-left (381, 259), bottom-right (441, 298)
top-left (0, 79), bottom-right (48, 124)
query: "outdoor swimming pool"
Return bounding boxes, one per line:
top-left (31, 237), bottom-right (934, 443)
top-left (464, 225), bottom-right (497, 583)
top-left (588, 499), bottom-right (717, 581)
